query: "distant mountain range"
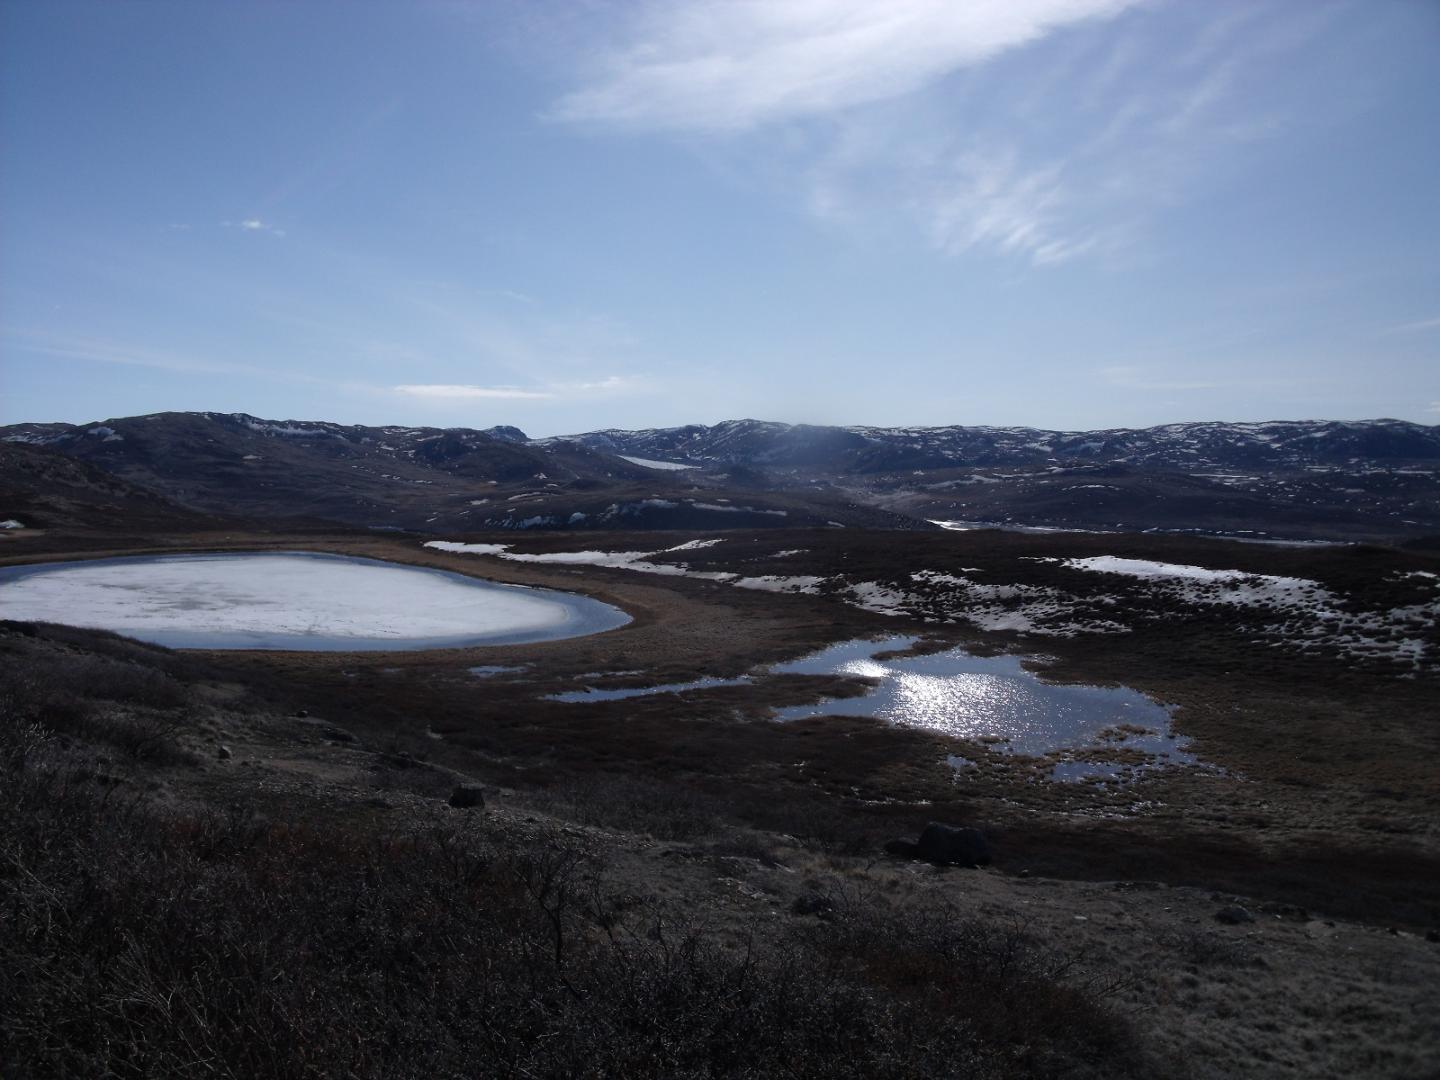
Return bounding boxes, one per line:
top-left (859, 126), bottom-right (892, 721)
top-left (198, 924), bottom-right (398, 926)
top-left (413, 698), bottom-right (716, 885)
top-left (546, 417), bottom-right (1440, 473)
top-left (3, 412), bottom-right (1438, 541)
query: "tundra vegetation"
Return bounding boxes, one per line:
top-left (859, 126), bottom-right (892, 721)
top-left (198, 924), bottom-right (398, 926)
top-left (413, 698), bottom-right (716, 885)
top-left (1, 523), bottom-right (1438, 1078)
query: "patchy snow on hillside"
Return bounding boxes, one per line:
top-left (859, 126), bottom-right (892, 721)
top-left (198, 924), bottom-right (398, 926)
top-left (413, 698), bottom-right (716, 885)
top-left (733, 575), bottom-right (825, 594)
top-left (667, 539), bottom-right (725, 551)
top-left (1055, 556), bottom-right (1437, 670)
top-left (1057, 557), bottom-right (1332, 609)
top-left (426, 542), bottom-right (511, 556)
top-left (692, 502), bottom-right (787, 516)
top-left (240, 418), bottom-right (336, 439)
top-left (423, 541), bottom-right (1437, 668)
top-left (426, 539), bottom-right (739, 581)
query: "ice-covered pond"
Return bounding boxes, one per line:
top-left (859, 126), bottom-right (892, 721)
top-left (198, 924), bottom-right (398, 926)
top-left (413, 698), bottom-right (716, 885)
top-left (0, 552), bottom-right (631, 650)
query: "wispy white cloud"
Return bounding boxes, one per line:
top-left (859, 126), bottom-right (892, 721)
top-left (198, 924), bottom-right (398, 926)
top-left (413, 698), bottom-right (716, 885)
top-left (552, 0), bottom-right (1143, 132)
top-left (1427, 401), bottom-right (1440, 415)
top-left (552, 374), bottom-right (645, 395)
top-left (392, 375), bottom-right (645, 402)
top-left (393, 384), bottom-right (554, 401)
top-left (222, 218), bottom-right (286, 237)
top-left (550, 0), bottom-right (1352, 267)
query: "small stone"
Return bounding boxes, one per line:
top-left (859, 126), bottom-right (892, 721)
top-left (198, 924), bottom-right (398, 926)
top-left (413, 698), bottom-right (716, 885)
top-left (448, 784), bottom-right (486, 809)
top-left (295, 709), bottom-right (309, 718)
top-left (217, 745), bottom-right (232, 760)
top-left (1215, 905), bottom-right (1255, 925)
top-left (914, 822), bottom-right (991, 867)
top-left (790, 893), bottom-right (835, 918)
top-left (1425, 929), bottom-right (1439, 944)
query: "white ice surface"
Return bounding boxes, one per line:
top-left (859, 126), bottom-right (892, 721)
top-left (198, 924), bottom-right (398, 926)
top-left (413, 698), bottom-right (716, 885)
top-left (0, 554), bottom-right (586, 643)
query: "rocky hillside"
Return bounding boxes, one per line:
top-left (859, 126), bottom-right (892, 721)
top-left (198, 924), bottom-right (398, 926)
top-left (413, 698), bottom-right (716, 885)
top-left (545, 418), bottom-right (1440, 541)
top-left (549, 417), bottom-right (1440, 473)
top-left (0, 441), bottom-right (222, 532)
top-left (0, 412), bottom-right (926, 533)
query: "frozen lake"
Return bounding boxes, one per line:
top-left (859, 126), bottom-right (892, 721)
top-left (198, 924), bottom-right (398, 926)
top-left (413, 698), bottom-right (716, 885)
top-left (0, 552), bottom-right (631, 650)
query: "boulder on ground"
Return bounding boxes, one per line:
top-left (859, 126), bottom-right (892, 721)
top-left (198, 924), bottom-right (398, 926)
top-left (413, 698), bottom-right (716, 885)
top-left (915, 822), bottom-right (991, 867)
top-left (790, 893), bottom-right (835, 918)
top-left (1215, 905), bottom-right (1255, 925)
top-left (447, 784), bottom-right (486, 809)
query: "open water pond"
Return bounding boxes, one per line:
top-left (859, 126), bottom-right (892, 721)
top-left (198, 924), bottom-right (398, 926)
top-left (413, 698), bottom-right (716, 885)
top-left (547, 675), bottom-right (753, 703)
top-left (0, 552), bottom-right (630, 651)
top-left (772, 636), bottom-right (1196, 764)
top-left (544, 633), bottom-right (1196, 768)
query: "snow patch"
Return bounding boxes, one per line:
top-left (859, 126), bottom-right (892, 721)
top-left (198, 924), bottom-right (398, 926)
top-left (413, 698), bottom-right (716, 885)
top-left (618, 455), bottom-right (699, 471)
top-left (732, 575), bottom-right (824, 594)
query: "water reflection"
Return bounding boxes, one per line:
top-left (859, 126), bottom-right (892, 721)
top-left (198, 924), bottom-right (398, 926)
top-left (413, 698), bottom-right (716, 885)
top-left (547, 675), bottom-right (752, 703)
top-left (773, 636), bottom-right (1196, 762)
top-left (469, 665), bottom-right (527, 678)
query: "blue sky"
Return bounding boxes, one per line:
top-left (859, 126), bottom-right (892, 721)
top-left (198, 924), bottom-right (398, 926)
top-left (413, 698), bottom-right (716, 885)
top-left (2, 0), bottom-right (1437, 435)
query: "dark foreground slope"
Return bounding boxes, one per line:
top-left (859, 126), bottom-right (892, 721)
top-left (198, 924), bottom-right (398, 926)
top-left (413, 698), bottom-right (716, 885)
top-left (1, 622), bottom-right (1156, 1080)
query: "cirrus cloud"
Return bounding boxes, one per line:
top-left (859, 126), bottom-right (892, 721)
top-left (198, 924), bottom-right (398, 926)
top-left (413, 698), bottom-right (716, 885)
top-left (393, 384), bottom-right (554, 401)
top-left (392, 375), bottom-right (647, 403)
top-left (551, 0), bottom-right (1144, 132)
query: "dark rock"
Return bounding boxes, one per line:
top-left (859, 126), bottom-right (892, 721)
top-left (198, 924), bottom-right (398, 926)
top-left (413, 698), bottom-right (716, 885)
top-left (1215, 905), bottom-right (1255, 925)
top-left (915, 822), bottom-right (991, 867)
top-left (884, 838), bottom-right (920, 858)
top-left (295, 709), bottom-right (309, 718)
top-left (790, 893), bottom-right (835, 918)
top-left (1259, 902), bottom-right (1309, 922)
top-left (217, 744), bottom-right (232, 760)
top-left (1425, 929), bottom-right (1439, 944)
top-left (448, 784), bottom-right (486, 809)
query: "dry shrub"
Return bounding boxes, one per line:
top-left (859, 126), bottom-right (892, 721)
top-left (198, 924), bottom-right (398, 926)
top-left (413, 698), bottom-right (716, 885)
top-left (0, 723), bottom-right (1159, 1079)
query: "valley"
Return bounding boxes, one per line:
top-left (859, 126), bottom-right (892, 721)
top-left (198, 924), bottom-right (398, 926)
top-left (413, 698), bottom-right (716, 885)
top-left (3, 419), bottom-right (1438, 1078)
